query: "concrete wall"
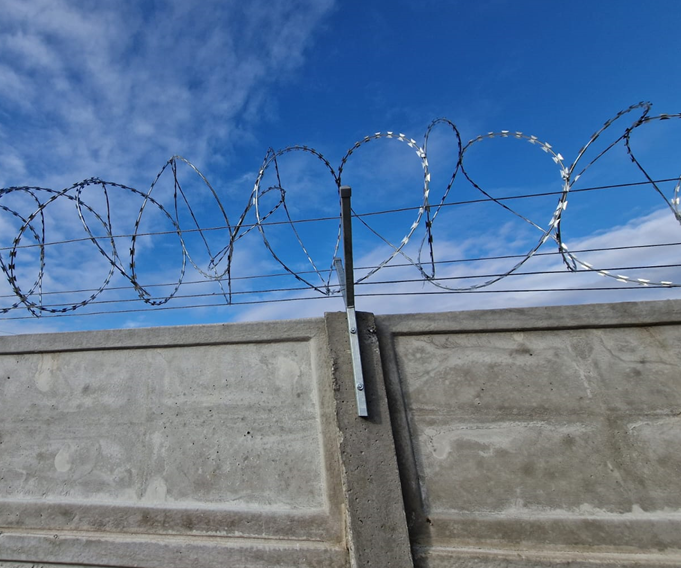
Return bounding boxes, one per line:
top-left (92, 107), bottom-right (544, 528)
top-left (1, 299), bottom-right (681, 567)
top-left (0, 320), bottom-right (351, 568)
top-left (376, 300), bottom-right (681, 567)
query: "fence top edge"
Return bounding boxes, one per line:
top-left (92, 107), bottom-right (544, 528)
top-left (374, 298), bottom-right (681, 336)
top-left (0, 316), bottom-right (326, 354)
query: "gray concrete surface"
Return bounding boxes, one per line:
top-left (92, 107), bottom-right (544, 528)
top-left (0, 318), bottom-right (347, 568)
top-left (3, 299), bottom-right (681, 567)
top-left (376, 299), bottom-right (681, 567)
top-left (325, 311), bottom-right (413, 568)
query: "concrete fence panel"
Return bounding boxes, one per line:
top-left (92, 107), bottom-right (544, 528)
top-left (0, 320), bottom-right (348, 568)
top-left (376, 300), bottom-right (681, 567)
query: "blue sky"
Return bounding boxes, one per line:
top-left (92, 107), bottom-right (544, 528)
top-left (0, 0), bottom-right (680, 334)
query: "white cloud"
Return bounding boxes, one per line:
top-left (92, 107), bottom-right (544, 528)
top-left (0, 0), bottom-right (338, 333)
top-left (0, 5), bottom-right (678, 335)
top-left (232, 207), bottom-right (681, 322)
top-left (0, 0), bottom-right (335, 189)
top-left (1, 175), bottom-right (679, 335)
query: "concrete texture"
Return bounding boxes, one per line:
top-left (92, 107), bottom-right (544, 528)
top-left (376, 299), bottom-right (681, 567)
top-left (325, 311), bottom-right (413, 568)
top-left (413, 547), bottom-right (681, 567)
top-left (3, 298), bottom-right (681, 567)
top-left (0, 318), bottom-right (347, 567)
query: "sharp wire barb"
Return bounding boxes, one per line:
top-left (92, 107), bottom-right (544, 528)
top-left (1, 102), bottom-right (680, 318)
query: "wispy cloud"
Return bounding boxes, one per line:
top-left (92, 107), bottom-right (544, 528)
top-left (0, 0), bottom-right (340, 333)
top-left (0, 0), bottom-right (335, 189)
top-left (233, 207), bottom-right (681, 322)
top-left (1, 4), bottom-right (679, 335)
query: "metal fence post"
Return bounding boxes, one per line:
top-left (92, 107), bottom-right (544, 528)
top-left (334, 186), bottom-right (368, 417)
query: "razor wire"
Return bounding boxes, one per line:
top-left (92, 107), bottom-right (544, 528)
top-left (0, 101), bottom-right (680, 317)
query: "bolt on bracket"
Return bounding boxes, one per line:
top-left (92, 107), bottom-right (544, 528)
top-left (334, 185), bottom-right (368, 417)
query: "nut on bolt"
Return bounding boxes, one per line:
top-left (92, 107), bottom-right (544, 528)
top-left (357, 384), bottom-right (364, 391)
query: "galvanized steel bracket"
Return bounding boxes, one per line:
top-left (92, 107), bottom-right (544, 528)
top-left (334, 186), bottom-right (368, 417)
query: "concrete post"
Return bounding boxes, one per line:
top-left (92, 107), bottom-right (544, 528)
top-left (324, 311), bottom-right (414, 568)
